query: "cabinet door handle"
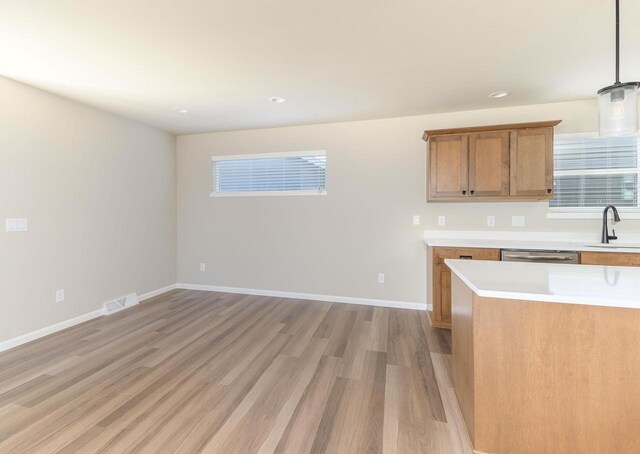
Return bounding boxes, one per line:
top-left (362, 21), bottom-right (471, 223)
top-left (462, 190), bottom-right (467, 195)
top-left (547, 188), bottom-right (552, 194)
top-left (459, 255), bottom-right (472, 260)
top-left (470, 190), bottom-right (475, 195)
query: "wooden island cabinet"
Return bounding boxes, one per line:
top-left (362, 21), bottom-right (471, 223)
top-left (448, 260), bottom-right (640, 454)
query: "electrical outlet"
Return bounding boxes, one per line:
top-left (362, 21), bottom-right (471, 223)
top-left (438, 216), bottom-right (446, 226)
top-left (487, 216), bottom-right (496, 227)
top-left (378, 273), bottom-right (385, 284)
top-left (412, 215), bottom-right (420, 226)
top-left (5, 218), bottom-right (28, 232)
top-left (512, 216), bottom-right (525, 227)
top-left (55, 289), bottom-right (64, 303)
top-left (200, 263), bottom-right (206, 271)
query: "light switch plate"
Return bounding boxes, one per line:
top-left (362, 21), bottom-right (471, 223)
top-left (200, 263), bottom-right (206, 271)
top-left (512, 216), bottom-right (525, 227)
top-left (487, 216), bottom-right (495, 227)
top-left (5, 218), bottom-right (28, 232)
top-left (56, 289), bottom-right (65, 303)
top-left (412, 215), bottom-right (420, 226)
top-left (438, 216), bottom-right (446, 226)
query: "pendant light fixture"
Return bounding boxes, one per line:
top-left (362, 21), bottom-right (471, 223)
top-left (598, 0), bottom-right (639, 137)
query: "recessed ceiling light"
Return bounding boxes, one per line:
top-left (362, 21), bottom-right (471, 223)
top-left (488, 91), bottom-right (509, 99)
top-left (173, 107), bottom-right (189, 114)
top-left (268, 96), bottom-right (287, 103)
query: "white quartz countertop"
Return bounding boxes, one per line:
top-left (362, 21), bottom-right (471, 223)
top-left (445, 259), bottom-right (640, 309)
top-left (423, 230), bottom-right (640, 253)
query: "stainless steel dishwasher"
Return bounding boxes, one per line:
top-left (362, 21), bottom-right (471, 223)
top-left (501, 249), bottom-right (580, 264)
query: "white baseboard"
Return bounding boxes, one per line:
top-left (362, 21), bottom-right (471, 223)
top-left (0, 283), bottom-right (177, 354)
top-left (139, 284), bottom-right (177, 301)
top-left (0, 309), bottom-right (104, 353)
top-left (176, 283), bottom-right (426, 311)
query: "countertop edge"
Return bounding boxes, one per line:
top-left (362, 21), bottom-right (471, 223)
top-left (426, 238), bottom-right (640, 254)
top-left (445, 259), bottom-right (640, 309)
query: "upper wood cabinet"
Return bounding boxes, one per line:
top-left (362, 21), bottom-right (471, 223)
top-left (469, 131), bottom-right (510, 197)
top-left (423, 120), bottom-right (561, 202)
top-left (510, 127), bottom-right (554, 197)
top-left (429, 135), bottom-right (469, 198)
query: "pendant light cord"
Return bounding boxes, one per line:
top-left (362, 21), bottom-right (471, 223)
top-left (615, 0), bottom-right (620, 84)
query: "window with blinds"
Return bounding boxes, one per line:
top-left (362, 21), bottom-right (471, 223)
top-left (550, 135), bottom-right (640, 210)
top-left (211, 151), bottom-right (326, 196)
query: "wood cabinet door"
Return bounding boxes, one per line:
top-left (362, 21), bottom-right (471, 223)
top-left (580, 252), bottom-right (640, 267)
top-left (509, 127), bottom-right (554, 197)
top-left (429, 135), bottom-right (469, 200)
top-left (435, 264), bottom-right (452, 325)
top-left (431, 247), bottom-right (500, 328)
top-left (468, 131), bottom-right (510, 197)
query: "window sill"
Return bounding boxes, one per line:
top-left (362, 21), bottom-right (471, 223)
top-left (210, 190), bottom-right (327, 197)
top-left (547, 210), bottom-right (640, 220)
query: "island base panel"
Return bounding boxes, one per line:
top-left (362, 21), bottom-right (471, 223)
top-left (451, 274), bottom-right (640, 454)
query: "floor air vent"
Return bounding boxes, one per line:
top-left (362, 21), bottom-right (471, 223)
top-left (103, 294), bottom-right (139, 315)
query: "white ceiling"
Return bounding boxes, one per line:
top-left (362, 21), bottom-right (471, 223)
top-left (1, 0), bottom-right (639, 134)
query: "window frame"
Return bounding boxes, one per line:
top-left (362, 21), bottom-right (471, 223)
top-left (547, 132), bottom-right (640, 219)
top-left (210, 150), bottom-right (327, 198)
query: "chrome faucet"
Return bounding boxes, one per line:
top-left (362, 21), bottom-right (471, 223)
top-left (601, 205), bottom-right (621, 244)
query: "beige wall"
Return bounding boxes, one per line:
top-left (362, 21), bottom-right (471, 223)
top-left (0, 76), bottom-right (176, 343)
top-left (177, 99), bottom-right (640, 306)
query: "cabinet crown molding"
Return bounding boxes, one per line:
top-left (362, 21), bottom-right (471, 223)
top-left (422, 120), bottom-right (562, 141)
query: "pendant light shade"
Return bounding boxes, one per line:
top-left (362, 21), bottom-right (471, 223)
top-left (598, 0), bottom-right (640, 137)
top-left (598, 83), bottom-right (639, 137)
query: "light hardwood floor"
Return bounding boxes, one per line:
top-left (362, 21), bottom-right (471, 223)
top-left (0, 290), bottom-right (472, 454)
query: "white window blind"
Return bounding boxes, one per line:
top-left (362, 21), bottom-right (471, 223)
top-left (550, 135), bottom-right (640, 209)
top-left (211, 151), bottom-right (326, 197)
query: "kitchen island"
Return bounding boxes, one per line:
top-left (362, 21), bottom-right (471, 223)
top-left (446, 259), bottom-right (640, 454)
